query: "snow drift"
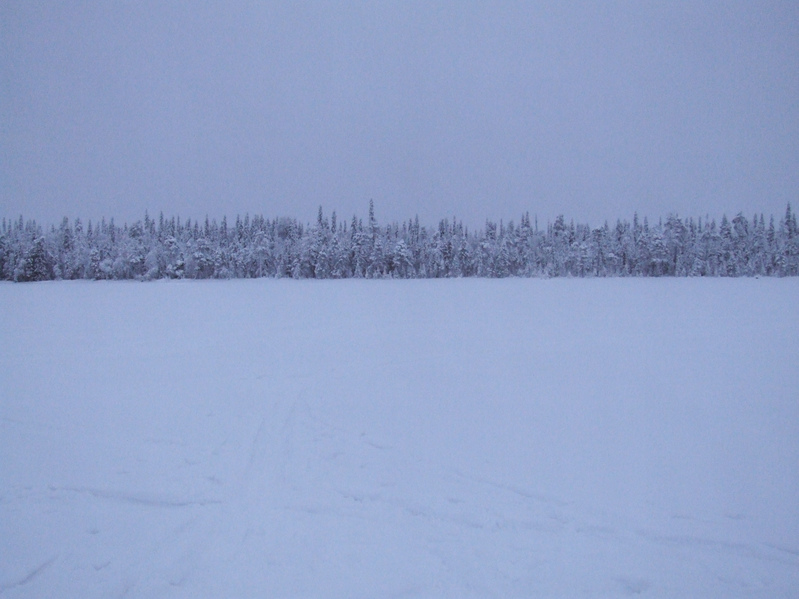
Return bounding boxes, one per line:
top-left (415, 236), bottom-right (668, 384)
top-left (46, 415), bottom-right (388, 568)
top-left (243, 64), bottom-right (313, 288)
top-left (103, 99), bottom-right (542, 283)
top-left (1, 279), bottom-right (797, 597)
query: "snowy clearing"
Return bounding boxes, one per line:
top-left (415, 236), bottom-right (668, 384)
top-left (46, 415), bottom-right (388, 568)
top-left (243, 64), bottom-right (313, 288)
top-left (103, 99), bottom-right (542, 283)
top-left (1, 278), bottom-right (798, 598)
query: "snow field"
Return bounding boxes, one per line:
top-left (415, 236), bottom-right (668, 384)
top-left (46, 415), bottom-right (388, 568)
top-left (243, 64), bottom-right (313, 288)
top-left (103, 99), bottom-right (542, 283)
top-left (1, 278), bottom-right (798, 597)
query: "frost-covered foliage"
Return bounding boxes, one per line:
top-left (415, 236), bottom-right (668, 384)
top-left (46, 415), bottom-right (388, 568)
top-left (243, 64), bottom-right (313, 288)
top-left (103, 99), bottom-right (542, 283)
top-left (2, 203), bottom-right (798, 281)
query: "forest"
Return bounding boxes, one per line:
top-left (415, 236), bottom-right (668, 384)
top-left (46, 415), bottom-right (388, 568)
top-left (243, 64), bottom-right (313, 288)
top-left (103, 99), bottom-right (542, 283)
top-left (2, 201), bottom-right (798, 281)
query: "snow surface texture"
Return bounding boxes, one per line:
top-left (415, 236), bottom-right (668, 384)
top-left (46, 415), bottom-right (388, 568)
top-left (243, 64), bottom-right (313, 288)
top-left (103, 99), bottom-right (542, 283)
top-left (1, 279), bottom-right (798, 598)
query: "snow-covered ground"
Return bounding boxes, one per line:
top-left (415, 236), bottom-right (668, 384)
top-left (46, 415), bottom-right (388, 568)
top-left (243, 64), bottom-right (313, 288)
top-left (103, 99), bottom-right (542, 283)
top-left (1, 279), bottom-right (798, 598)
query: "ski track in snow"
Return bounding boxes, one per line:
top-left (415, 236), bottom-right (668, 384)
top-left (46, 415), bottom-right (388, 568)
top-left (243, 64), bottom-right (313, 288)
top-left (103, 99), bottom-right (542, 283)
top-left (49, 486), bottom-right (222, 509)
top-left (0, 556), bottom-right (57, 595)
top-left (1, 278), bottom-right (798, 597)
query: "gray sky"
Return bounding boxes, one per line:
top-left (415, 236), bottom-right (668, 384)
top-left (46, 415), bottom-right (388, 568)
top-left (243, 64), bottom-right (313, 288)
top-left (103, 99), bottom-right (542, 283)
top-left (2, 1), bottom-right (798, 229)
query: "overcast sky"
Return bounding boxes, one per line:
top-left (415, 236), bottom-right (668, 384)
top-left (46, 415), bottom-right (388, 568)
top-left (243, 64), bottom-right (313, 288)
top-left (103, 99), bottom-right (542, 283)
top-left (2, 1), bottom-right (797, 229)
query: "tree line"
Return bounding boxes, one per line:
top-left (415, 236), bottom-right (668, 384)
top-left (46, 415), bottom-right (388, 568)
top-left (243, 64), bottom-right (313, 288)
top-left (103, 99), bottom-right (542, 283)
top-left (2, 201), bottom-right (798, 282)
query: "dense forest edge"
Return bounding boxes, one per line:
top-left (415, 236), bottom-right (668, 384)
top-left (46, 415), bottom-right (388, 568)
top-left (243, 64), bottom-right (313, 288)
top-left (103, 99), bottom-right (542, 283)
top-left (3, 201), bottom-right (798, 281)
